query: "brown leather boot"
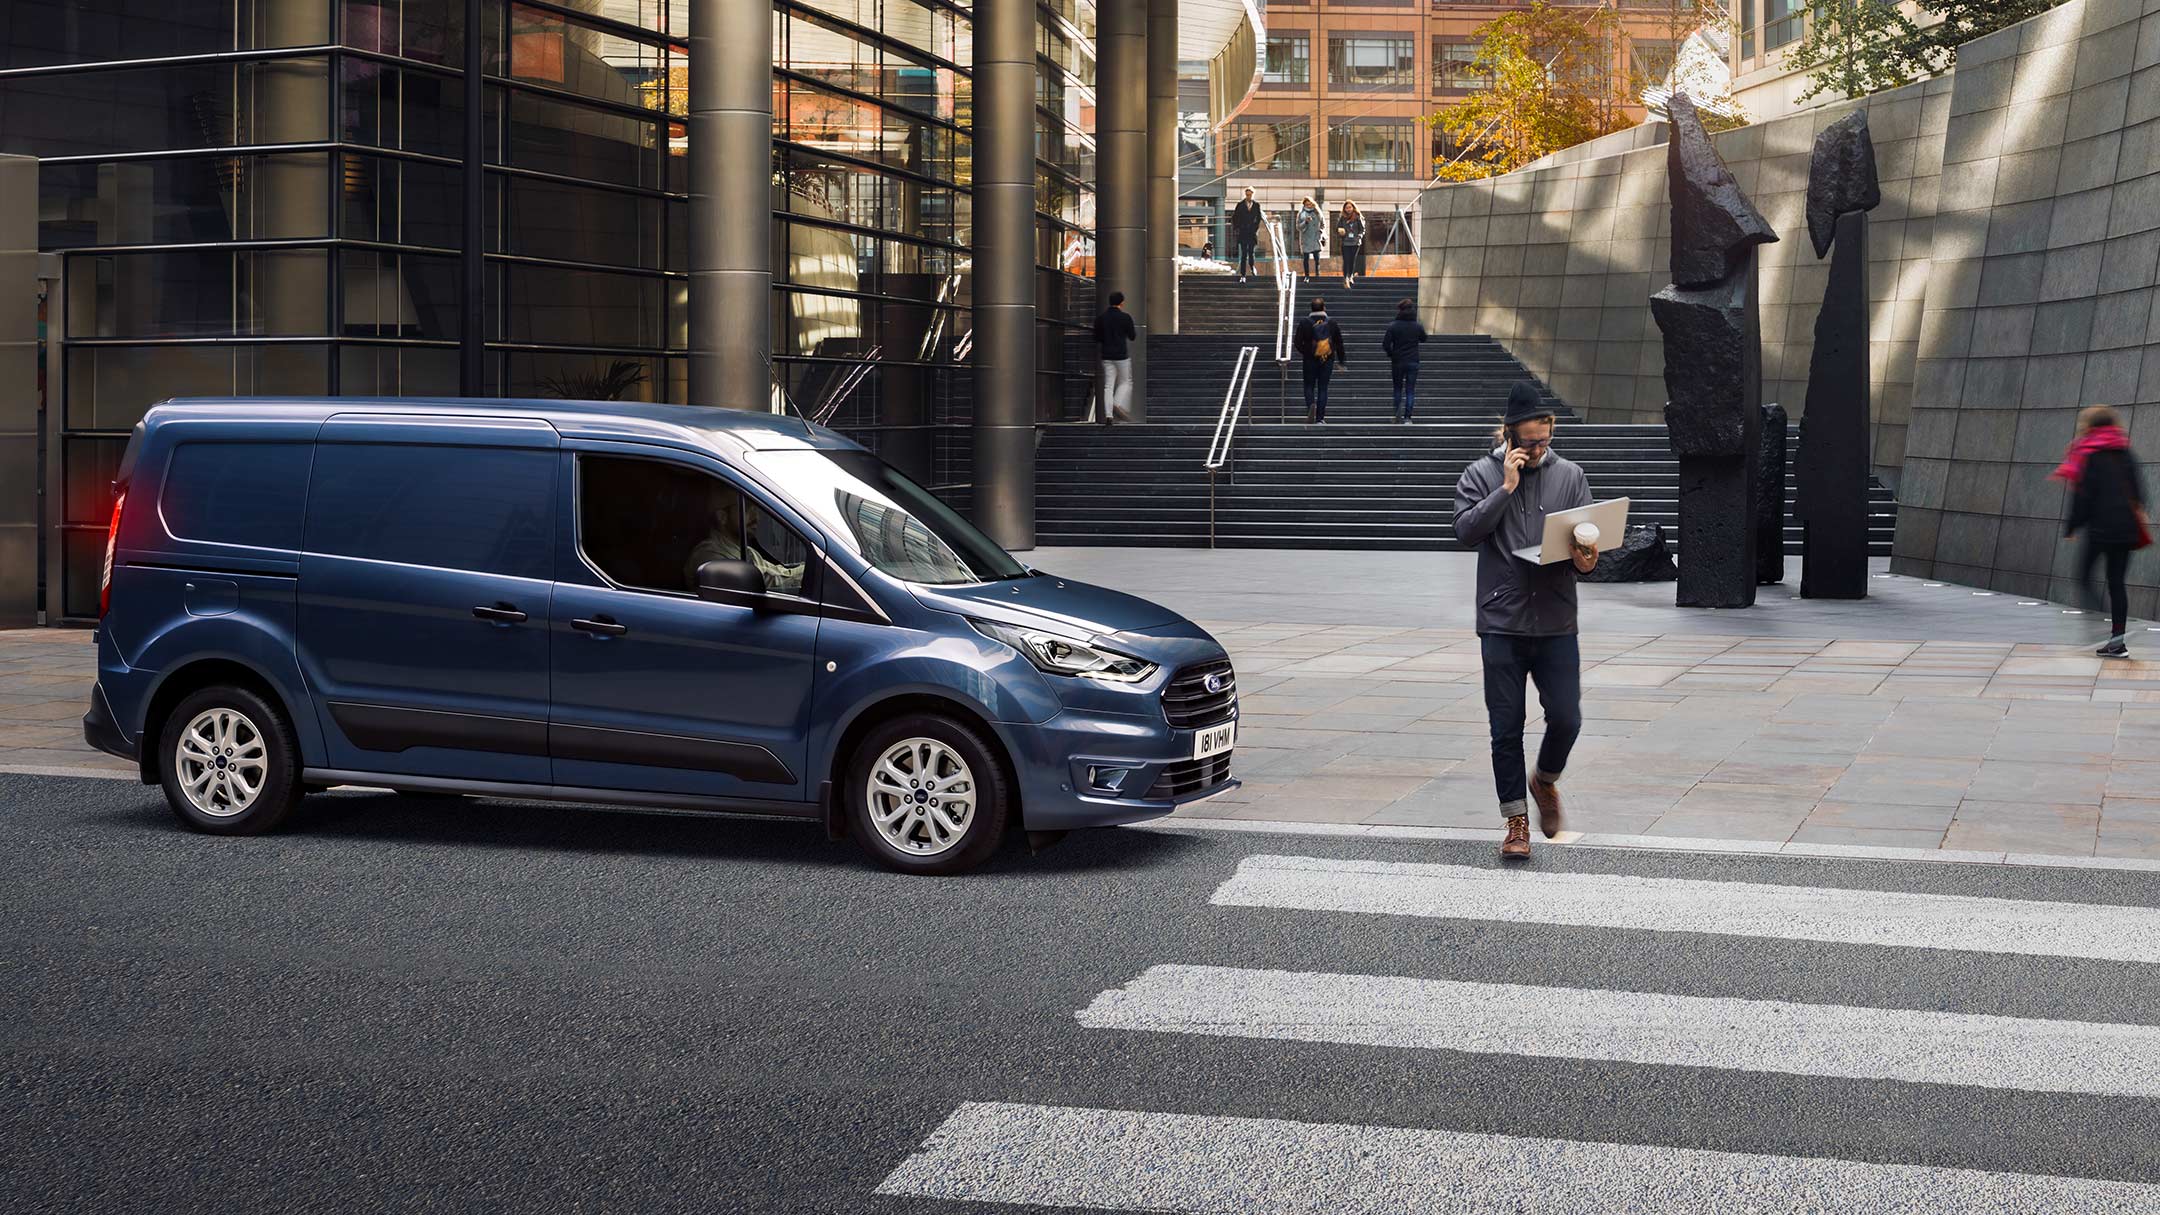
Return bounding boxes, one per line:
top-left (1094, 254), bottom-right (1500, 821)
top-left (1501, 815), bottom-right (1531, 860)
top-left (1529, 774), bottom-right (1564, 839)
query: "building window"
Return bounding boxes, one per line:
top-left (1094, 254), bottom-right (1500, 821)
top-left (1263, 32), bottom-right (1310, 85)
top-left (1763, 0), bottom-right (1801, 49)
top-left (1223, 118), bottom-right (1311, 171)
top-left (1630, 38), bottom-right (1676, 84)
top-left (1432, 38), bottom-right (1492, 92)
top-left (1328, 36), bottom-right (1415, 90)
top-left (1739, 0), bottom-right (1757, 57)
top-left (1327, 121), bottom-right (1413, 173)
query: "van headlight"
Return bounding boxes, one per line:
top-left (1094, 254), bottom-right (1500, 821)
top-left (970, 619), bottom-right (1157, 683)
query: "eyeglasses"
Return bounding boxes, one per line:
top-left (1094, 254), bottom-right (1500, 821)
top-left (1512, 437), bottom-right (1552, 451)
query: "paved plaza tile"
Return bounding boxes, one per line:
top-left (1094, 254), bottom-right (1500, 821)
top-left (14, 548), bottom-right (2160, 861)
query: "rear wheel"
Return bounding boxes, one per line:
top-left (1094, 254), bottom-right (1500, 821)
top-left (158, 686), bottom-right (303, 835)
top-left (846, 714), bottom-right (1011, 875)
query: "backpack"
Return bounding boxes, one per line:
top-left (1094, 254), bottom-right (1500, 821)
top-left (1311, 317), bottom-right (1332, 361)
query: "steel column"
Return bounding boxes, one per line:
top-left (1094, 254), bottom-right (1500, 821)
top-left (1096, 0), bottom-right (1147, 420)
top-left (970, 0), bottom-right (1037, 548)
top-left (1145, 0), bottom-right (1179, 337)
top-left (689, 0), bottom-right (774, 409)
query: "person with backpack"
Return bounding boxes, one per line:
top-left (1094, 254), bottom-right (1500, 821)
top-left (1230, 188), bottom-right (1264, 282)
top-left (2056, 405), bottom-right (2150, 656)
top-left (1294, 198), bottom-right (1323, 279)
top-left (1381, 298), bottom-right (1427, 424)
top-left (1338, 200), bottom-right (1367, 288)
top-left (1292, 297), bottom-right (1348, 424)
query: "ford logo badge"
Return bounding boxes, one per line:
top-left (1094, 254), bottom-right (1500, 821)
top-left (1203, 672), bottom-right (1231, 695)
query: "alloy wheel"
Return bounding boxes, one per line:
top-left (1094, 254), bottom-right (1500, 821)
top-left (866, 737), bottom-right (977, 857)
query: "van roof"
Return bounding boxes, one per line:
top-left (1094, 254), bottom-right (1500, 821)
top-left (150, 397), bottom-right (863, 454)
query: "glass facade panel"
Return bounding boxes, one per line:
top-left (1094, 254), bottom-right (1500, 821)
top-left (1327, 36), bottom-right (1414, 90)
top-left (0, 58), bottom-right (331, 160)
top-left (1433, 39), bottom-right (1492, 92)
top-left (1223, 119), bottom-right (1310, 172)
top-left (0, 1), bottom-right (330, 69)
top-left (1327, 121), bottom-right (1413, 174)
top-left (39, 153), bottom-right (334, 249)
top-left (1262, 33), bottom-right (1309, 85)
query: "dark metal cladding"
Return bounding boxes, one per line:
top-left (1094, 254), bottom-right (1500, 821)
top-left (1757, 401), bottom-right (1789, 586)
top-left (1665, 92), bottom-right (1779, 288)
top-left (1806, 110), bottom-right (1883, 259)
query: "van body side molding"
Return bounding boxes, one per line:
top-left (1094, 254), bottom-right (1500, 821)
top-left (299, 769), bottom-right (818, 819)
top-left (548, 723), bottom-right (797, 784)
top-left (327, 702), bottom-right (549, 757)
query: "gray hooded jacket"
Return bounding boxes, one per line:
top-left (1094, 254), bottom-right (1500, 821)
top-left (1453, 446), bottom-right (1593, 636)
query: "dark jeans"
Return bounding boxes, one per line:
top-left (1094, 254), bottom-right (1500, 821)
top-left (1390, 362), bottom-right (1419, 420)
top-left (1342, 243), bottom-right (1364, 278)
top-left (1303, 358), bottom-right (1334, 421)
top-left (1481, 633), bottom-right (1584, 817)
top-left (1235, 236), bottom-right (1257, 276)
top-left (1301, 252), bottom-right (1318, 277)
top-left (2082, 539), bottom-right (2132, 635)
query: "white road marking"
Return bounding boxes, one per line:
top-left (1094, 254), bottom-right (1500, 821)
top-left (876, 1102), bottom-right (2160, 1213)
top-left (1079, 964), bottom-right (2160, 1098)
top-left (1211, 855), bottom-right (2160, 964)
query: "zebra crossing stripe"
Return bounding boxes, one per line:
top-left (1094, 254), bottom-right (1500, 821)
top-left (875, 1102), bottom-right (2160, 1212)
top-left (1079, 964), bottom-right (2160, 1098)
top-left (1211, 855), bottom-right (2160, 964)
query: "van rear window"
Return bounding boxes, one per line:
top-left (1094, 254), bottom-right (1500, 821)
top-left (159, 442), bottom-right (312, 551)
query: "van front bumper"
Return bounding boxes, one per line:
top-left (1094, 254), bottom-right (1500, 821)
top-left (82, 682), bottom-right (137, 762)
top-left (999, 707), bottom-right (1239, 831)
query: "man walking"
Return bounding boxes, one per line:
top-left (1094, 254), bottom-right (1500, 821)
top-left (1452, 382), bottom-right (1597, 860)
top-left (1093, 291), bottom-right (1137, 424)
top-left (1292, 297), bottom-right (1347, 424)
top-left (1381, 298), bottom-right (1427, 424)
top-left (1230, 188), bottom-right (1263, 282)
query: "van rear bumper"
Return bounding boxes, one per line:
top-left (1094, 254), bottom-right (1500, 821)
top-left (82, 683), bottom-right (137, 762)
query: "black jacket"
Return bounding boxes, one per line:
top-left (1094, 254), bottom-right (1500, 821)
top-left (2068, 447), bottom-right (2146, 546)
top-left (1230, 199), bottom-right (1263, 238)
top-left (1292, 313), bottom-right (1348, 365)
top-left (1382, 317), bottom-right (1428, 366)
top-left (1093, 307), bottom-right (1137, 360)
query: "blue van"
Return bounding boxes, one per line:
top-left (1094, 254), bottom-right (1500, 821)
top-left (82, 399), bottom-right (1238, 874)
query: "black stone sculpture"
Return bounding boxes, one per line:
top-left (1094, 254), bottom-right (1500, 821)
top-left (1757, 402), bottom-right (1788, 585)
top-left (1653, 92), bottom-right (1778, 609)
top-left (1797, 110), bottom-right (1880, 600)
top-left (1581, 523), bottom-right (1680, 583)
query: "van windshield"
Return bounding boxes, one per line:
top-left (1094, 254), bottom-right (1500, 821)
top-left (749, 449), bottom-right (1030, 586)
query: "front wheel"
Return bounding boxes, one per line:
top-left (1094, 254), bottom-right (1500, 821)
top-left (846, 714), bottom-right (1011, 875)
top-left (158, 685), bottom-right (303, 835)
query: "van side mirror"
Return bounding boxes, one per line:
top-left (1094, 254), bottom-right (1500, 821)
top-left (696, 558), bottom-right (767, 607)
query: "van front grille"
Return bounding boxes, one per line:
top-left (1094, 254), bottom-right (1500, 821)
top-left (1147, 753), bottom-right (1234, 799)
top-left (1162, 657), bottom-right (1236, 728)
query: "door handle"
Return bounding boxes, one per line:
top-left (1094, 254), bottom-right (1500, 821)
top-left (472, 603), bottom-right (527, 624)
top-left (571, 616), bottom-right (629, 637)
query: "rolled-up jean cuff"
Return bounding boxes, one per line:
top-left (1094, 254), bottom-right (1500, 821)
top-left (1499, 798), bottom-right (1528, 819)
top-left (1534, 768), bottom-right (1564, 785)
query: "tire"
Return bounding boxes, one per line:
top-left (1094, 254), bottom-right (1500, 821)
top-left (157, 685), bottom-right (304, 836)
top-left (845, 713), bottom-right (1012, 875)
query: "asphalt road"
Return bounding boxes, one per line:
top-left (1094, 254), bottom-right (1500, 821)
top-left (5, 773), bottom-right (2160, 1213)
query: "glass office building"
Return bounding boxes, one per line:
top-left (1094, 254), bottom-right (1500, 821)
top-left (0, 0), bottom-right (1102, 620)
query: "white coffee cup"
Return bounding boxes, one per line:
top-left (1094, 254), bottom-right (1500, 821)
top-left (1573, 522), bottom-right (1600, 549)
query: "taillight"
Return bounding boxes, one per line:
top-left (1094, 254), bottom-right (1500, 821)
top-left (99, 492), bottom-right (125, 618)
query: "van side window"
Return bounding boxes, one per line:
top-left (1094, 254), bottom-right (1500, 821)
top-left (304, 444), bottom-right (554, 579)
top-left (578, 455), bottom-right (808, 596)
top-left (160, 442), bottom-right (312, 551)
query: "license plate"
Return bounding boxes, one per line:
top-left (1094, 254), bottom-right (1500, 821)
top-left (1192, 721), bottom-right (1235, 760)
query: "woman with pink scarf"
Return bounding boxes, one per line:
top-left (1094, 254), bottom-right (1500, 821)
top-left (2054, 406), bottom-right (2149, 656)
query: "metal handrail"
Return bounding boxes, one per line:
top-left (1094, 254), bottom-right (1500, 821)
top-left (1205, 345), bottom-right (1261, 548)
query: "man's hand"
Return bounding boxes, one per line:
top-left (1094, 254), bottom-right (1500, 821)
top-left (1570, 540), bottom-right (1599, 574)
top-left (1502, 446), bottom-right (1530, 494)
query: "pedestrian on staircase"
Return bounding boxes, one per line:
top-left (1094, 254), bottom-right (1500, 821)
top-left (1453, 382), bottom-right (1597, 862)
top-left (2055, 405), bottom-right (2150, 656)
top-left (1292, 297), bottom-right (1347, 424)
top-left (1382, 298), bottom-right (1427, 424)
top-left (1093, 291), bottom-right (1138, 425)
top-left (1295, 198), bottom-right (1323, 279)
top-left (1338, 200), bottom-right (1366, 288)
top-left (1231, 188), bottom-right (1264, 282)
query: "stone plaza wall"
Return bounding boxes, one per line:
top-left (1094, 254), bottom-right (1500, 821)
top-left (1894, 0), bottom-right (2160, 613)
top-left (0, 154), bottom-right (34, 627)
top-left (1418, 0), bottom-right (2160, 612)
top-left (1418, 80), bottom-right (1950, 481)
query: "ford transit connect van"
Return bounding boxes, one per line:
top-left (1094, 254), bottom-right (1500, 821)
top-left (82, 399), bottom-right (1238, 874)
